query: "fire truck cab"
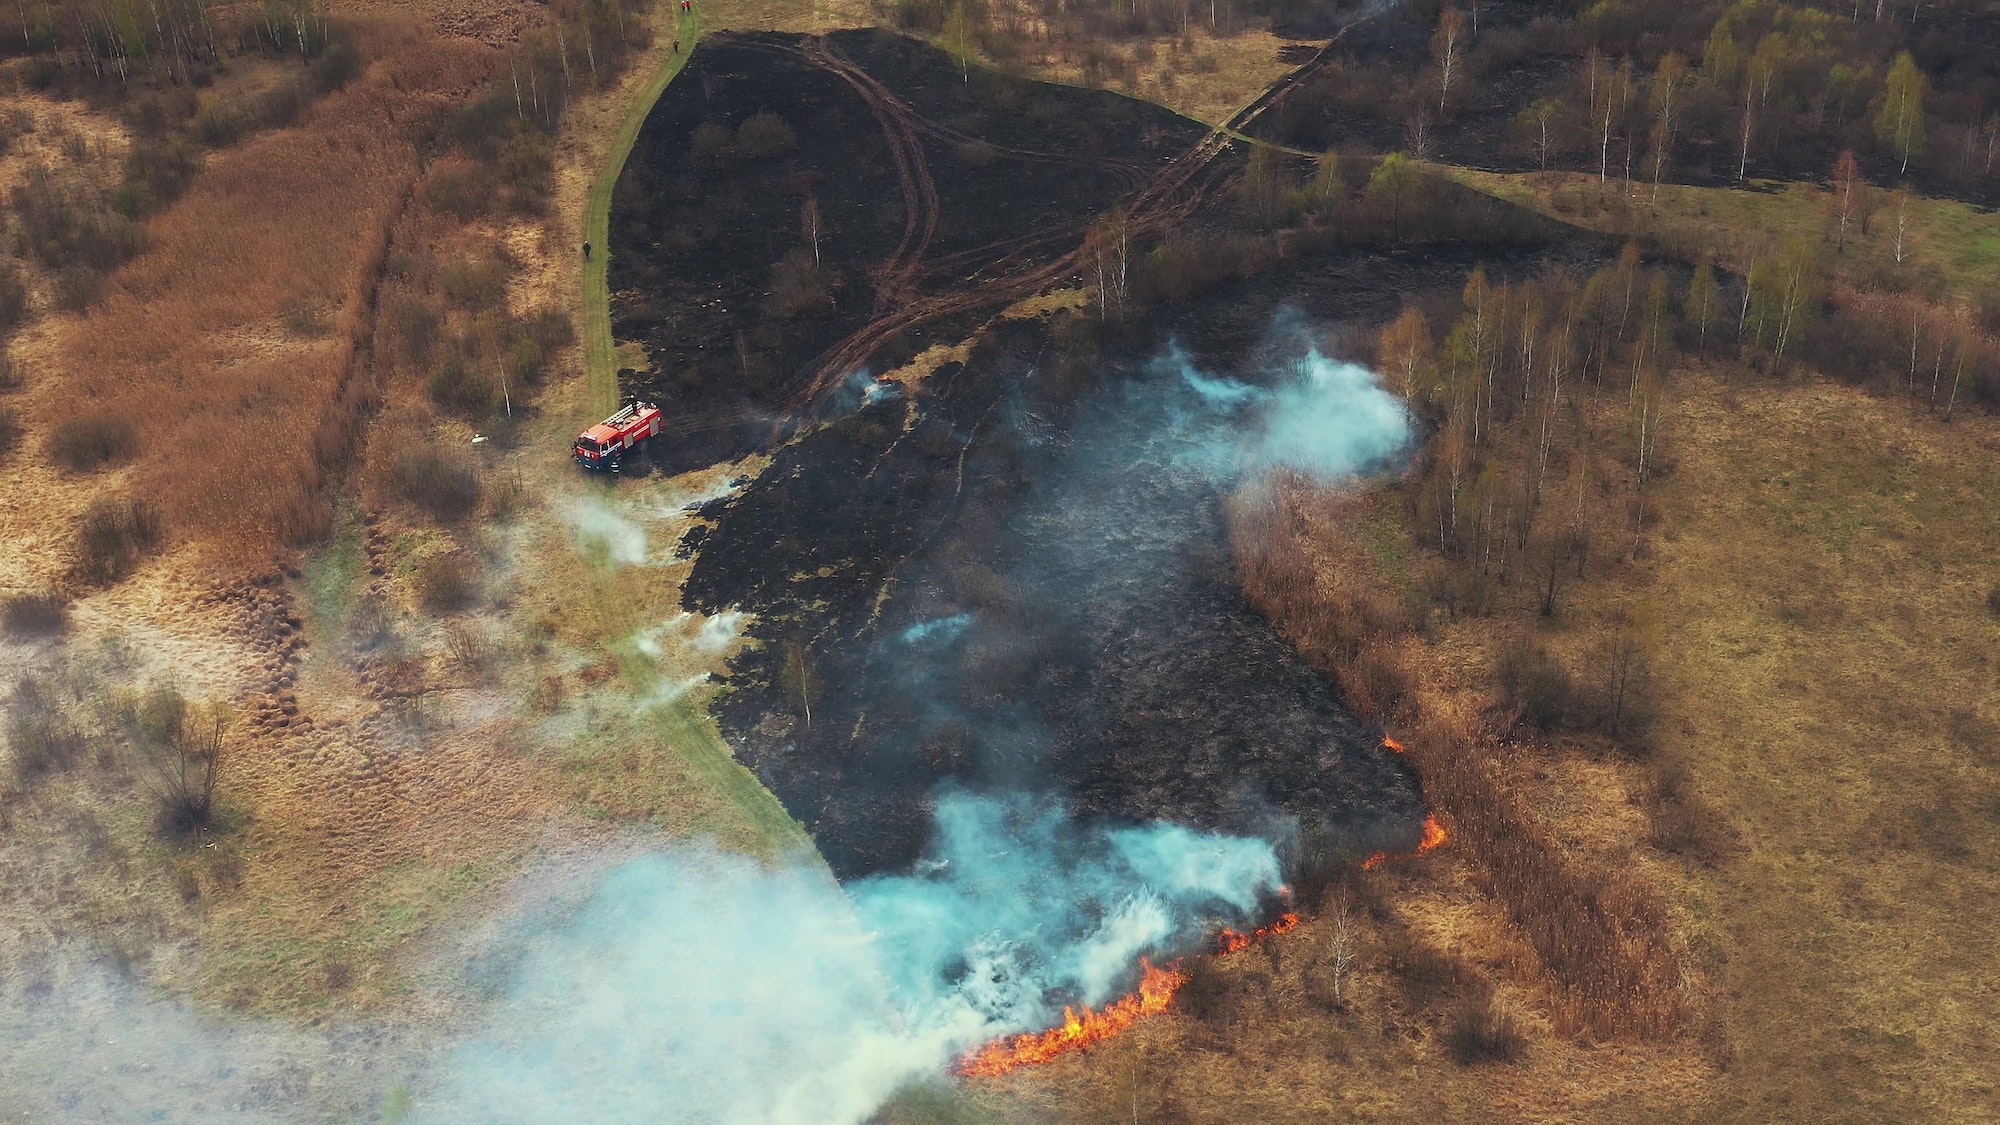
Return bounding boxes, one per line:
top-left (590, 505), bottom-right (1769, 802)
top-left (574, 401), bottom-right (664, 472)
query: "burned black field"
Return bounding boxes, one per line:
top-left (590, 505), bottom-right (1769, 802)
top-left (612, 31), bottom-right (1599, 878)
top-left (609, 29), bottom-right (1218, 472)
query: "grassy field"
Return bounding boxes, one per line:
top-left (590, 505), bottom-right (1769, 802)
top-left (1647, 370), bottom-right (2000, 1118)
top-left (1447, 168), bottom-right (2000, 300)
top-left (582, 9), bottom-right (701, 418)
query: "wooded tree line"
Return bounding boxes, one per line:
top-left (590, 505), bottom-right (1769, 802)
top-left (1375, 242), bottom-right (1989, 616)
top-left (1, 0), bottom-right (341, 85)
top-left (1264, 0), bottom-right (1998, 195)
top-left (893, 0), bottom-right (1304, 64)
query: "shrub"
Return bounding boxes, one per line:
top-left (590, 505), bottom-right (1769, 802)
top-left (1447, 999), bottom-right (1526, 1064)
top-left (279, 296), bottom-right (327, 337)
top-left (72, 497), bottom-right (165, 586)
top-left (427, 356), bottom-right (497, 417)
top-left (1495, 637), bottom-right (1573, 731)
top-left (737, 111), bottom-right (796, 158)
top-left (347, 591), bottom-right (399, 651)
top-left (1339, 639), bottom-right (1414, 721)
top-left (193, 100), bottom-right (254, 146)
top-left (310, 41), bottom-right (363, 91)
top-left (13, 164), bottom-right (143, 276)
top-left (132, 686), bottom-right (228, 839)
top-left (690, 120), bottom-right (733, 161)
top-left (1, 588), bottom-right (69, 636)
top-left (46, 411), bottom-right (137, 471)
top-left (438, 257), bottom-right (505, 309)
top-left (0, 404), bottom-right (18, 460)
top-left (385, 446), bottom-right (482, 522)
top-left (497, 132), bottom-right (553, 213)
top-left (52, 264), bottom-right (106, 311)
top-left (5, 675), bottom-right (83, 782)
top-left (1987, 585), bottom-right (2000, 618)
top-left (0, 259), bottom-right (27, 335)
top-left (117, 136), bottom-right (202, 217)
top-left (426, 157), bottom-right (494, 219)
top-left (1644, 760), bottom-right (1738, 865)
top-left (520, 306), bottom-right (574, 353)
top-left (1172, 957), bottom-right (1240, 1025)
top-left (1381, 928), bottom-right (1468, 1010)
top-left (768, 249), bottom-right (830, 318)
top-left (387, 294), bottom-right (442, 366)
top-left (416, 552), bottom-right (480, 613)
top-left (256, 79), bottom-right (311, 130)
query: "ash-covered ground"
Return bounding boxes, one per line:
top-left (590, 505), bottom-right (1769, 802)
top-left (615, 30), bottom-right (1599, 877)
top-left (681, 310), bottom-right (1428, 877)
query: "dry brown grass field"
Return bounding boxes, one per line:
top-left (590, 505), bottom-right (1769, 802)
top-left (1, 0), bottom-right (1995, 1117)
top-left (0, 0), bottom-right (807, 1025)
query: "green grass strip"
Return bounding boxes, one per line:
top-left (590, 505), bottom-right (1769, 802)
top-left (583, 11), bottom-right (701, 418)
top-left (651, 694), bottom-right (821, 863)
top-left (577, 15), bottom-right (817, 865)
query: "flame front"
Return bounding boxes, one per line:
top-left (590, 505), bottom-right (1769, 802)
top-left (1362, 813), bottom-right (1448, 870)
top-left (1213, 910), bottom-right (1300, 955)
top-left (955, 959), bottom-right (1188, 1077)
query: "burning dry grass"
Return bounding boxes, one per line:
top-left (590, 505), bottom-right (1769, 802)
top-left (1229, 479), bottom-right (1688, 1043)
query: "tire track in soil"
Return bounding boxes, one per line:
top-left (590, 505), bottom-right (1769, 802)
top-left (646, 19), bottom-right (1370, 446)
top-left (772, 20), bottom-right (1372, 425)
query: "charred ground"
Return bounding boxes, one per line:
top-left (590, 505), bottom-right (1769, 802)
top-left (608, 29), bottom-right (1216, 473)
top-left (609, 32), bottom-right (1606, 876)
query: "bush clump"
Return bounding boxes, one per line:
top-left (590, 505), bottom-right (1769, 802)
top-left (47, 411), bottom-right (138, 471)
top-left (12, 165), bottom-right (144, 309)
top-left (1495, 637), bottom-right (1573, 731)
top-left (1446, 999), bottom-right (1527, 1065)
top-left (427, 356), bottom-right (497, 417)
top-left (385, 446), bottom-right (483, 522)
top-left (131, 685), bottom-right (228, 839)
top-left (5, 675), bottom-right (84, 783)
top-left (0, 259), bottom-right (27, 335)
top-left (415, 552), bottom-right (480, 613)
top-left (737, 112), bottom-right (796, 158)
top-left (0, 404), bottom-right (19, 460)
top-left (438, 257), bottom-right (506, 309)
top-left (116, 135), bottom-right (202, 217)
top-left (1, 588), bottom-right (69, 636)
top-left (1172, 956), bottom-right (1240, 1025)
top-left (71, 497), bottom-right (165, 586)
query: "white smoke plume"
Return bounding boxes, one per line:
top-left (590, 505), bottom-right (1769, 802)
top-left (419, 792), bottom-right (1282, 1124)
top-left (0, 316), bottom-right (1411, 1124)
top-left (564, 495), bottom-right (652, 566)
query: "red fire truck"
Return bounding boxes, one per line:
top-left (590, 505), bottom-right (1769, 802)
top-left (573, 402), bottom-right (664, 472)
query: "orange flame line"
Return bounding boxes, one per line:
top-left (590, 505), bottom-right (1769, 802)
top-left (1361, 813), bottom-right (1448, 870)
top-left (955, 959), bottom-right (1187, 1077)
top-left (1213, 911), bottom-right (1300, 955)
top-left (957, 907), bottom-right (1306, 1077)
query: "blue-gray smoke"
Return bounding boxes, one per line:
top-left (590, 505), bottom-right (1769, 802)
top-left (0, 315), bottom-right (1414, 1124)
top-left (1156, 337), bottom-right (1411, 485)
top-left (423, 319), bottom-right (1411, 1122)
top-left (422, 792), bottom-right (1282, 1124)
